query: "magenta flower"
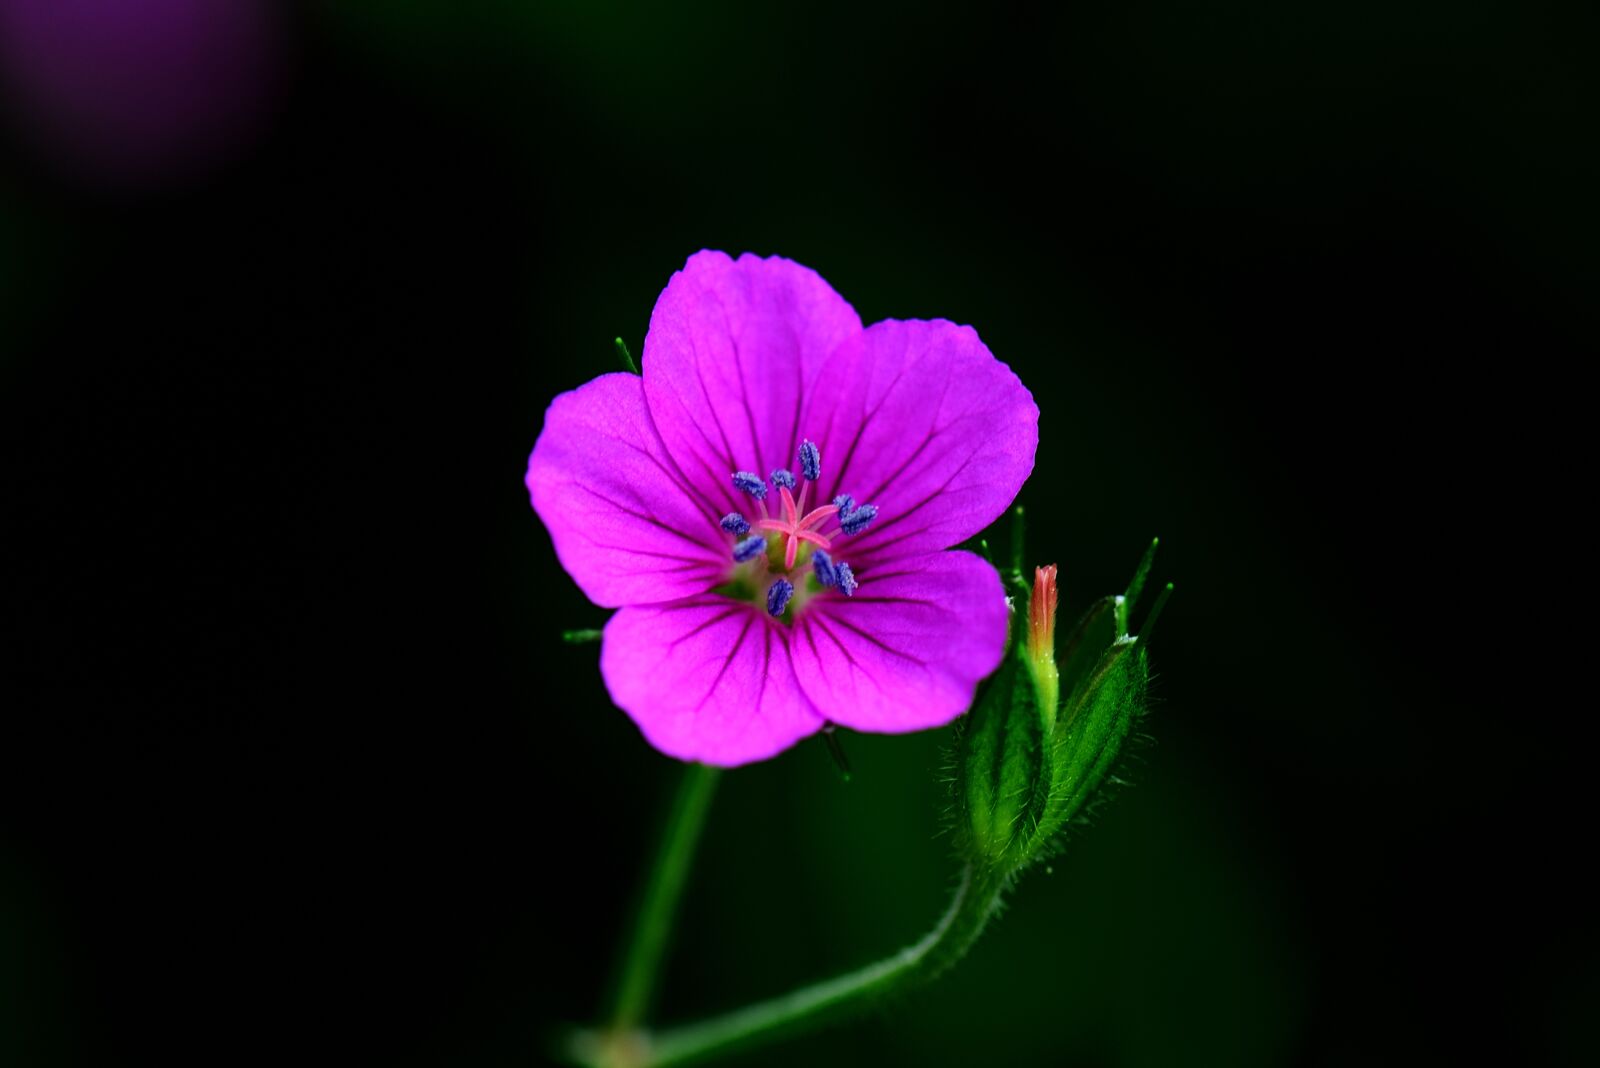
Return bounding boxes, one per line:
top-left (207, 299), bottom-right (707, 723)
top-left (526, 251), bottom-right (1038, 766)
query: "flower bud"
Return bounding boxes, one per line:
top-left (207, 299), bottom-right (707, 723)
top-left (1025, 565), bottom-right (1060, 731)
top-left (951, 542), bottom-right (1164, 875)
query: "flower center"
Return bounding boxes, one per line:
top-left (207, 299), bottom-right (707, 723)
top-left (718, 439), bottom-right (874, 619)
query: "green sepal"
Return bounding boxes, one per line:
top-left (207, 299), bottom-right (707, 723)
top-left (1037, 636), bottom-right (1146, 839)
top-left (954, 643), bottom-right (1049, 874)
top-left (951, 544), bottom-right (1159, 876)
top-left (1057, 595), bottom-right (1119, 716)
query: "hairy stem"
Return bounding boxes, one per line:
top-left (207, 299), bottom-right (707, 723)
top-left (574, 863), bottom-right (1007, 1068)
top-left (607, 763), bottom-right (721, 1034)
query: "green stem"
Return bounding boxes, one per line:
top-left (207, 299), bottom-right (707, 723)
top-left (575, 864), bottom-right (1007, 1068)
top-left (607, 763), bottom-right (721, 1034)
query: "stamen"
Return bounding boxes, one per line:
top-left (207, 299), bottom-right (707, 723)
top-left (732, 471), bottom-right (768, 500)
top-left (813, 550), bottom-right (838, 587)
top-left (835, 562), bottom-right (858, 597)
top-left (767, 578), bottom-right (795, 617)
top-left (799, 440), bottom-right (821, 481)
top-left (799, 504), bottom-right (838, 531)
top-left (839, 503), bottom-right (878, 535)
top-left (774, 486), bottom-right (805, 568)
top-left (725, 437), bottom-right (881, 596)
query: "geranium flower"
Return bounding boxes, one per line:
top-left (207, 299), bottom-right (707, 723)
top-left (526, 251), bottom-right (1038, 765)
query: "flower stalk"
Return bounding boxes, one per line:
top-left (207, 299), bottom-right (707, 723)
top-left (567, 540), bottom-right (1167, 1068)
top-left (605, 763), bottom-right (721, 1036)
top-left (572, 863), bottom-right (1008, 1068)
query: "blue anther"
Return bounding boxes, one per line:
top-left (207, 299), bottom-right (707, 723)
top-left (732, 471), bottom-right (767, 500)
top-left (720, 512), bottom-right (750, 535)
top-left (836, 562), bottom-right (858, 597)
top-left (767, 578), bottom-right (795, 617)
top-left (812, 549), bottom-right (838, 587)
top-left (799, 440), bottom-right (821, 481)
top-left (832, 493), bottom-right (855, 513)
top-left (733, 535), bottom-right (767, 562)
top-left (770, 468), bottom-right (797, 490)
top-left (839, 503), bottom-right (878, 535)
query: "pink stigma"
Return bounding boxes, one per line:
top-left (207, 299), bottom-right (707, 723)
top-left (754, 485), bottom-right (838, 569)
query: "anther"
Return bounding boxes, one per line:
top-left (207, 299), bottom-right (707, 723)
top-left (799, 440), bottom-right (821, 481)
top-left (812, 549), bottom-right (838, 587)
top-left (770, 468), bottom-right (797, 490)
top-left (720, 512), bottom-right (750, 535)
top-left (733, 535), bottom-right (767, 562)
top-left (835, 562), bottom-right (858, 597)
top-left (832, 494), bottom-right (855, 513)
top-left (767, 578), bottom-right (795, 617)
top-left (732, 471), bottom-right (768, 500)
top-left (839, 503), bottom-right (878, 535)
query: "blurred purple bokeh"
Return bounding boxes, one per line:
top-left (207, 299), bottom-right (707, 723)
top-left (0, 0), bottom-right (284, 188)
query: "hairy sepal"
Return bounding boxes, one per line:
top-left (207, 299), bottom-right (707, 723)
top-left (952, 583), bottom-right (1150, 876)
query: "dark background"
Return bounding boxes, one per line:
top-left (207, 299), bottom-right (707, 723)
top-left (2, 3), bottom-right (1592, 1065)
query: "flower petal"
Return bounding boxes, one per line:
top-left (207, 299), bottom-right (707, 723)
top-left (792, 550), bottom-right (1008, 734)
top-left (527, 373), bottom-right (727, 608)
top-left (802, 319), bottom-right (1038, 563)
top-left (602, 596), bottom-right (826, 765)
top-left (642, 250), bottom-right (864, 512)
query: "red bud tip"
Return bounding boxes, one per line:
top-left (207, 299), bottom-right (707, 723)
top-left (1028, 564), bottom-right (1058, 665)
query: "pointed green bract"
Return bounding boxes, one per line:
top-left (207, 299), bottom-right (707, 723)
top-left (1142, 581), bottom-right (1175, 642)
top-left (1009, 506), bottom-right (1026, 577)
top-left (819, 727), bottom-right (853, 782)
top-left (615, 336), bottom-right (639, 374)
top-left (1007, 506), bottom-right (1030, 594)
top-left (1117, 536), bottom-right (1160, 634)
